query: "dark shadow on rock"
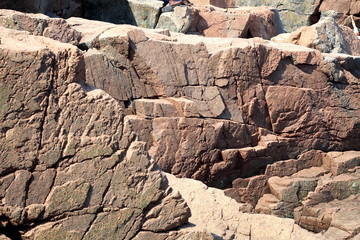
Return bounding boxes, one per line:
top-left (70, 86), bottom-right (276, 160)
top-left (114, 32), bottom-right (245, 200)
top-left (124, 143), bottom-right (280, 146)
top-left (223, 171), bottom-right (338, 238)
top-left (271, 9), bottom-right (286, 34)
top-left (81, 0), bottom-right (137, 25)
top-left (1, 0), bottom-right (137, 26)
top-left (0, 216), bottom-right (22, 240)
top-left (188, 14), bottom-right (208, 35)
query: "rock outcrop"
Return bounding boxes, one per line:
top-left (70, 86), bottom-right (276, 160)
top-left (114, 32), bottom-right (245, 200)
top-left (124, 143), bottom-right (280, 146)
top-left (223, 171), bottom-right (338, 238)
top-left (0, 8), bottom-right (360, 240)
top-left (271, 17), bottom-right (360, 56)
top-left (1, 0), bottom-right (360, 35)
top-left (0, 23), bottom-right (190, 239)
top-left (191, 0), bottom-right (360, 33)
top-left (166, 173), bottom-right (323, 240)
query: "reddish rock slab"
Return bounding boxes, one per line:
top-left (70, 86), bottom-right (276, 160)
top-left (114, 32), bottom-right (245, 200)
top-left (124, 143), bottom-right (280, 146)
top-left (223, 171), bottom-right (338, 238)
top-left (189, 6), bottom-right (281, 39)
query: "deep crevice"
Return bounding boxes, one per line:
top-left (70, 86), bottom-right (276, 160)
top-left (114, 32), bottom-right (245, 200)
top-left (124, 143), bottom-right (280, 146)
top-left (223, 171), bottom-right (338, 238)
top-left (0, 216), bottom-right (22, 240)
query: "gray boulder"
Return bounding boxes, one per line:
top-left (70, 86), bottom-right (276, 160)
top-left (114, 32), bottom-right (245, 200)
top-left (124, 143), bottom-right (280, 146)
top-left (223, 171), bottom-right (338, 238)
top-left (156, 6), bottom-right (196, 33)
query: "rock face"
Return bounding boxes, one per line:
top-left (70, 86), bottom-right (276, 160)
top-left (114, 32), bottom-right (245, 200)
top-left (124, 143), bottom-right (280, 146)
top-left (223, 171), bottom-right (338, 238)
top-left (0, 22), bottom-right (190, 239)
top-left (157, 6), bottom-right (196, 34)
top-left (128, 0), bottom-right (163, 29)
top-left (166, 173), bottom-right (322, 240)
top-left (188, 6), bottom-right (283, 39)
top-left (234, 0), bottom-right (319, 32)
top-left (271, 17), bottom-right (360, 56)
top-left (1, 0), bottom-right (360, 35)
top-left (0, 10), bottom-right (81, 45)
top-left (0, 9), bottom-right (360, 240)
top-left (228, 0), bottom-right (360, 32)
top-left (1, 1), bottom-right (284, 39)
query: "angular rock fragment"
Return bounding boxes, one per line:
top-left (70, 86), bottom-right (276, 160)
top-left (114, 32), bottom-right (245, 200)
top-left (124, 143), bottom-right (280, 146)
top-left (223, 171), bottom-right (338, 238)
top-left (128, 0), bottom-right (163, 29)
top-left (0, 9), bottom-right (81, 44)
top-left (157, 6), bottom-right (196, 33)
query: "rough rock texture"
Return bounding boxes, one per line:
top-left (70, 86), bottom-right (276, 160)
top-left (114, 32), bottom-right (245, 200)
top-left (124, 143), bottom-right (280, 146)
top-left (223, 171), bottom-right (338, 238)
top-left (57, 13), bottom-right (360, 190)
top-left (188, 6), bottom-right (283, 39)
top-left (128, 0), bottom-right (163, 29)
top-left (271, 17), bottom-right (360, 56)
top-left (230, 0), bottom-right (360, 32)
top-left (233, 0), bottom-right (320, 32)
top-left (250, 151), bottom-right (360, 237)
top-left (2, 0), bottom-right (360, 35)
top-left (1, 9), bottom-right (360, 240)
top-left (319, 0), bottom-right (360, 16)
top-left (157, 6), bottom-right (196, 34)
top-left (0, 25), bottom-right (190, 239)
top-left (166, 173), bottom-right (323, 240)
top-left (0, 10), bottom-right (81, 45)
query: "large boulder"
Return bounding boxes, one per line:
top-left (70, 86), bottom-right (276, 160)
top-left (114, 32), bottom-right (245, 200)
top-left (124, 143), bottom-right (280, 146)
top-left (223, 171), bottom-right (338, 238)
top-left (156, 5), bottom-right (196, 33)
top-left (128, 0), bottom-right (163, 29)
top-left (271, 17), bottom-right (360, 55)
top-left (188, 6), bottom-right (283, 39)
top-left (233, 0), bottom-right (319, 32)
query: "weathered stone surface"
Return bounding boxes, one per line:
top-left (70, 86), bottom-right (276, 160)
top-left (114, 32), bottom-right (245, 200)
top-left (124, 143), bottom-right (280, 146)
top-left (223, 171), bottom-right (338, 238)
top-left (0, 9), bottom-right (81, 45)
top-left (166, 173), bottom-right (322, 239)
top-left (149, 118), bottom-right (258, 185)
top-left (319, 0), bottom-right (360, 15)
top-left (252, 151), bottom-right (360, 235)
top-left (26, 169), bottom-right (56, 205)
top-left (66, 21), bottom-right (360, 189)
top-left (323, 151), bottom-right (360, 176)
top-left (134, 98), bottom-right (200, 118)
top-left (82, 209), bottom-right (142, 240)
top-left (188, 6), bottom-right (282, 39)
top-left (0, 26), bottom-right (82, 176)
top-left (157, 5), bottom-right (196, 33)
top-left (23, 214), bottom-right (96, 240)
top-left (304, 171), bottom-right (360, 207)
top-left (3, 170), bottom-right (31, 208)
top-left (133, 230), bottom-right (216, 240)
top-left (297, 194), bottom-right (360, 234)
top-left (1, 11), bottom-right (360, 239)
top-left (84, 48), bottom-right (134, 101)
top-left (225, 174), bottom-right (268, 205)
top-left (44, 180), bottom-right (91, 218)
top-left (191, 0), bottom-right (236, 8)
top-left (265, 150), bottom-right (323, 177)
top-left (271, 17), bottom-right (360, 55)
top-left (234, 0), bottom-right (319, 32)
top-left (266, 176), bottom-right (318, 217)
top-left (0, 27), bottom-right (191, 239)
top-left (142, 191), bottom-right (191, 232)
top-left (128, 0), bottom-right (163, 29)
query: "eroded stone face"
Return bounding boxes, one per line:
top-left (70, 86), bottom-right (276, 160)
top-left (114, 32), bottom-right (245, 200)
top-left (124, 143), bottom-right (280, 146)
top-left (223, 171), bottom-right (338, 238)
top-left (0, 10), bottom-right (360, 240)
top-left (271, 17), bottom-right (360, 56)
top-left (0, 27), bottom-right (191, 239)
